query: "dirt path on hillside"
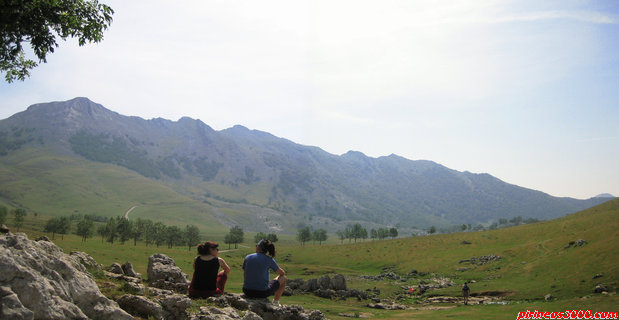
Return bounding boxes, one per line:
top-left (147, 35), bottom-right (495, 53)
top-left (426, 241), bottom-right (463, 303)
top-left (124, 205), bottom-right (140, 219)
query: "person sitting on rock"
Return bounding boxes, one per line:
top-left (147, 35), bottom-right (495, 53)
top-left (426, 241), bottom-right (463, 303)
top-left (462, 282), bottom-right (470, 305)
top-left (188, 241), bottom-right (230, 298)
top-left (242, 239), bottom-right (286, 306)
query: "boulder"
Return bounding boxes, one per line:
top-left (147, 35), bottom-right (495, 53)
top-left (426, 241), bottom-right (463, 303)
top-left (594, 284), bottom-right (608, 294)
top-left (122, 261), bottom-right (140, 278)
top-left (304, 278), bottom-right (319, 292)
top-left (109, 263), bottom-right (125, 275)
top-left (157, 293), bottom-right (192, 320)
top-left (0, 224), bottom-right (9, 234)
top-left (318, 275), bottom-right (331, 290)
top-left (147, 253), bottom-right (189, 293)
top-left (117, 294), bottom-right (164, 319)
top-left (332, 274), bottom-right (347, 290)
top-left (0, 232), bottom-right (133, 320)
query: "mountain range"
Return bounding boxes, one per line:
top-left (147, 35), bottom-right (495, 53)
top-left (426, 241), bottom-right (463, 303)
top-left (0, 97), bottom-right (611, 234)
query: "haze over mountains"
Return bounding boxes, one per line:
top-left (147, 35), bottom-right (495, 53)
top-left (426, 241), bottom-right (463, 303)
top-left (0, 98), bottom-right (611, 233)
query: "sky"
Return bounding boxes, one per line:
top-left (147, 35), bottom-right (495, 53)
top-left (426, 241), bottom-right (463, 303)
top-left (1, 0), bottom-right (618, 199)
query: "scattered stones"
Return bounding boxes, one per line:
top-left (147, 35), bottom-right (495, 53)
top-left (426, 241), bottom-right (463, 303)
top-left (339, 311), bottom-right (374, 318)
top-left (459, 255), bottom-right (501, 265)
top-left (593, 274), bottom-right (603, 279)
top-left (205, 293), bottom-right (327, 320)
top-left (594, 284), bottom-right (608, 294)
top-left (360, 271), bottom-right (403, 281)
top-left (565, 239), bottom-right (587, 249)
top-left (367, 300), bottom-right (406, 310)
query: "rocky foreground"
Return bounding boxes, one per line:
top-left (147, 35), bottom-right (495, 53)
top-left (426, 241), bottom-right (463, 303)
top-left (0, 233), bottom-right (327, 320)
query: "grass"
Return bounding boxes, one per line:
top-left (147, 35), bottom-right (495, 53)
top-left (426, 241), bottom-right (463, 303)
top-left (11, 198), bottom-right (619, 320)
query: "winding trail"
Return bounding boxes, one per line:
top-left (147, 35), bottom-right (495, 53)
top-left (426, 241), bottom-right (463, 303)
top-left (124, 205), bottom-right (140, 219)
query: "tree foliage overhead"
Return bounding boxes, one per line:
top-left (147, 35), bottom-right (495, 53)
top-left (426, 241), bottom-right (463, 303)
top-left (0, 0), bottom-right (114, 82)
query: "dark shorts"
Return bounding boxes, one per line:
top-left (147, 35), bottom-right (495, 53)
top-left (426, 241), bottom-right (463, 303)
top-left (243, 279), bottom-right (280, 298)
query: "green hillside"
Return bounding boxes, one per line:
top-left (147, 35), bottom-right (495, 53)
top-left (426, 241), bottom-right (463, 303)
top-left (288, 198), bottom-right (618, 300)
top-left (14, 197), bottom-right (617, 319)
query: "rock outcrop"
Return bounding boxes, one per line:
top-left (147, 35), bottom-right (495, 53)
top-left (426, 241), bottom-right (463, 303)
top-left (204, 293), bottom-right (326, 320)
top-left (147, 253), bottom-right (189, 293)
top-left (0, 232), bottom-right (133, 320)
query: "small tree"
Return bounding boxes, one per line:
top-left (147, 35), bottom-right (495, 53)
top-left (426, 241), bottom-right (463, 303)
top-left (184, 224), bottom-right (200, 250)
top-left (116, 217), bottom-right (132, 244)
top-left (312, 229), bottom-right (328, 245)
top-left (105, 216), bottom-right (118, 244)
top-left (76, 215), bottom-right (94, 242)
top-left (336, 230), bottom-right (346, 244)
top-left (266, 233), bottom-right (278, 243)
top-left (370, 229), bottom-right (378, 241)
top-left (428, 226), bottom-right (436, 234)
top-left (57, 216), bottom-right (71, 240)
top-left (12, 208), bottom-right (26, 231)
top-left (254, 232), bottom-right (268, 244)
top-left (227, 226), bottom-right (244, 249)
top-left (96, 224), bottom-right (107, 242)
top-left (389, 227), bottom-right (398, 238)
top-left (153, 222), bottom-right (167, 248)
top-left (142, 219), bottom-right (155, 246)
top-left (44, 217), bottom-right (61, 239)
top-left (165, 226), bottom-right (183, 249)
top-left (296, 226), bottom-right (311, 246)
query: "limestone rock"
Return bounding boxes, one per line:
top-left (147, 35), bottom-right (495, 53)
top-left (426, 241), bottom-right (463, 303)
top-left (122, 261), bottom-right (139, 278)
top-left (0, 233), bottom-right (133, 320)
top-left (70, 251), bottom-right (102, 270)
top-left (109, 262), bottom-right (125, 275)
top-left (0, 286), bottom-right (34, 320)
top-left (117, 294), bottom-right (164, 319)
top-left (147, 254), bottom-right (189, 293)
top-left (158, 293), bottom-right (192, 320)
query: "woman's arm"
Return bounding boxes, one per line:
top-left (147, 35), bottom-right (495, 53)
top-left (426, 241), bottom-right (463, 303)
top-left (219, 257), bottom-right (231, 275)
top-left (276, 267), bottom-right (285, 277)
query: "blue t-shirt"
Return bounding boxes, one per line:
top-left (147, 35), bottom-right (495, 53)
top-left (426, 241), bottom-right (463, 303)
top-left (242, 253), bottom-right (279, 291)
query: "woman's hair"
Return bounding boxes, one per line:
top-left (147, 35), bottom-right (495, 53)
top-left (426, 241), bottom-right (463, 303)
top-left (258, 239), bottom-right (276, 257)
top-left (197, 241), bottom-right (218, 255)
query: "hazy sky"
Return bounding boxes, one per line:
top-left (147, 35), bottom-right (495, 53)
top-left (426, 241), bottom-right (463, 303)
top-left (1, 0), bottom-right (618, 199)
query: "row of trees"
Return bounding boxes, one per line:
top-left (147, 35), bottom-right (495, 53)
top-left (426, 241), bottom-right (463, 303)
top-left (42, 214), bottom-right (201, 249)
top-left (334, 224), bottom-right (399, 244)
top-left (296, 226), bottom-right (328, 245)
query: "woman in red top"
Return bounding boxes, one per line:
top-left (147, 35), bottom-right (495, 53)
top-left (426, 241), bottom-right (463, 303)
top-left (188, 241), bottom-right (231, 298)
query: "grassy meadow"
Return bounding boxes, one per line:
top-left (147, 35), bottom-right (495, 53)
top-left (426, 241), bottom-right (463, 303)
top-left (9, 198), bottom-right (619, 319)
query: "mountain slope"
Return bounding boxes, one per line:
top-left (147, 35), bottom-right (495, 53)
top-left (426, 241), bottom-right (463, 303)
top-left (0, 97), bottom-right (611, 233)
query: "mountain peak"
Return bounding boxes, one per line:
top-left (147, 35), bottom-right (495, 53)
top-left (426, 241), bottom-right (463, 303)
top-left (594, 193), bottom-right (615, 198)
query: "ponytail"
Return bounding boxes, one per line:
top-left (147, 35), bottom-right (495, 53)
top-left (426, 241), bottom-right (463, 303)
top-left (258, 239), bottom-right (276, 257)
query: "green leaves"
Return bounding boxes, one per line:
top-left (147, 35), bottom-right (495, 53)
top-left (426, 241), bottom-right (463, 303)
top-left (1, 0), bottom-right (114, 82)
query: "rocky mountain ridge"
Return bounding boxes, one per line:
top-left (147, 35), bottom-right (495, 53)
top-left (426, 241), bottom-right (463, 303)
top-left (0, 97), bottom-right (611, 231)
